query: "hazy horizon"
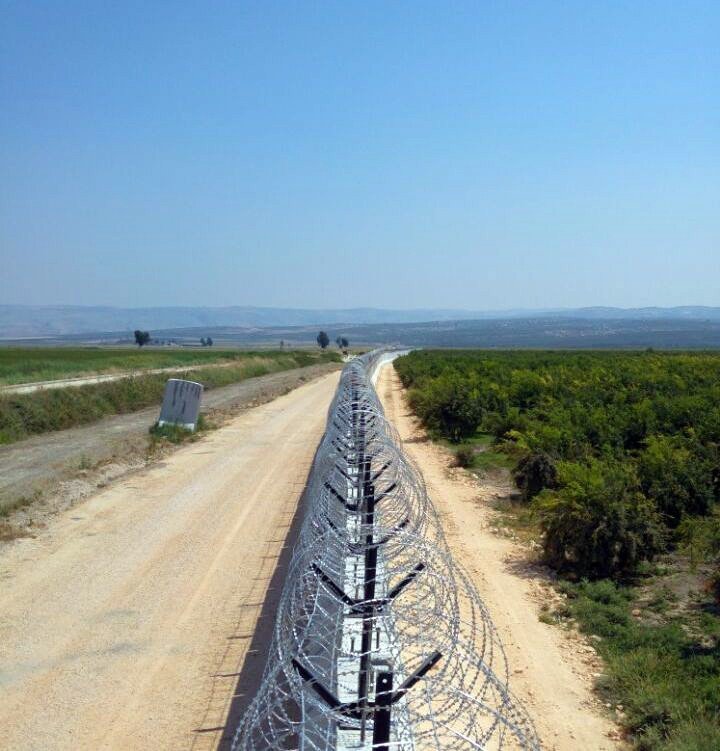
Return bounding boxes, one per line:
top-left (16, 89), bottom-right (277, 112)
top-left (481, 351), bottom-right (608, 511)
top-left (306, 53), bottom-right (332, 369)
top-left (4, 302), bottom-right (720, 342)
top-left (2, 2), bottom-right (718, 309)
top-left (4, 302), bottom-right (720, 314)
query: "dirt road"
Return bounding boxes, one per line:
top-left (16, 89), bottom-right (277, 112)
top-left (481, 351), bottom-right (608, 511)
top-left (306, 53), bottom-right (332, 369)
top-left (0, 370), bottom-right (339, 750)
top-left (1, 358), bottom-right (262, 395)
top-left (376, 364), bottom-right (620, 751)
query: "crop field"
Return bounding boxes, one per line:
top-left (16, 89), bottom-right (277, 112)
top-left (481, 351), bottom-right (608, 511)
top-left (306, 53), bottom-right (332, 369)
top-left (0, 349), bottom-right (340, 444)
top-left (395, 349), bottom-right (720, 750)
top-left (0, 346), bottom-right (309, 386)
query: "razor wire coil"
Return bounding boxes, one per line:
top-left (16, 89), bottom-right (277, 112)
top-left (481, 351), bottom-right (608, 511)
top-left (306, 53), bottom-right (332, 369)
top-left (233, 351), bottom-right (541, 750)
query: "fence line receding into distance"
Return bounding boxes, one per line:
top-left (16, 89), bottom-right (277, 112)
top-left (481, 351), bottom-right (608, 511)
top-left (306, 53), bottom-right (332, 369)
top-left (233, 350), bottom-right (541, 750)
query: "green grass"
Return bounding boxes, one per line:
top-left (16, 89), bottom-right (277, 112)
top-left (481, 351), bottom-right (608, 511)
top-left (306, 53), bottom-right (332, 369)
top-left (0, 346), bottom-right (318, 386)
top-left (0, 491), bottom-right (42, 518)
top-left (486, 481), bottom-right (720, 749)
top-left (0, 351), bottom-right (339, 445)
top-left (474, 450), bottom-right (720, 749)
top-left (443, 432), bottom-right (515, 472)
top-left (470, 448), bottom-right (515, 472)
top-left (149, 414), bottom-right (211, 445)
top-left (550, 578), bottom-right (720, 749)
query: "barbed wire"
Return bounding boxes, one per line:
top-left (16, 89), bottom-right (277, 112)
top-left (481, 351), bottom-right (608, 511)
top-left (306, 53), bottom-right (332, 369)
top-left (232, 351), bottom-right (541, 750)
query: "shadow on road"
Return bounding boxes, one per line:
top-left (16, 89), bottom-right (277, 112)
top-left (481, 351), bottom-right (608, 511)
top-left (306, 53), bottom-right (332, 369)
top-left (215, 455), bottom-right (316, 749)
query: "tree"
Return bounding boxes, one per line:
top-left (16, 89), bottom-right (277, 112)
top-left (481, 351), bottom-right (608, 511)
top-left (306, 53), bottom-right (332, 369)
top-left (206, 336), bottom-right (213, 347)
top-left (317, 331), bottom-right (330, 349)
top-left (134, 330), bottom-right (150, 347)
top-left (638, 435), bottom-right (715, 526)
top-left (200, 337), bottom-right (207, 346)
top-left (341, 336), bottom-right (349, 349)
top-left (408, 374), bottom-right (483, 442)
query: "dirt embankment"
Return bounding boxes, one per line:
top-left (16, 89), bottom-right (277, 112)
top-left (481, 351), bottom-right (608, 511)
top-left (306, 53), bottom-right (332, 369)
top-left (0, 362), bottom-right (339, 524)
top-left (377, 364), bottom-right (622, 751)
top-left (0, 370), bottom-right (340, 750)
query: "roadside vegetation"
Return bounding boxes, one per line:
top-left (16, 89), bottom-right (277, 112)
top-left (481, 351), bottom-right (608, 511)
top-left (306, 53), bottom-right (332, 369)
top-left (149, 414), bottom-right (212, 447)
top-left (395, 349), bottom-right (720, 750)
top-left (0, 346), bottom-right (308, 386)
top-left (0, 350), bottom-right (339, 444)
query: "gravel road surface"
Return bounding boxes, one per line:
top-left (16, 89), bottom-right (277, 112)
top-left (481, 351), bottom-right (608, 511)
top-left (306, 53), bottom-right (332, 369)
top-left (0, 370), bottom-right (339, 750)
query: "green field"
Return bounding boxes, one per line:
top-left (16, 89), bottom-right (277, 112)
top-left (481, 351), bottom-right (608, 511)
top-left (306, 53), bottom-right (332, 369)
top-left (395, 349), bottom-right (720, 750)
top-left (0, 349), bottom-right (340, 445)
top-left (0, 346), bottom-right (295, 386)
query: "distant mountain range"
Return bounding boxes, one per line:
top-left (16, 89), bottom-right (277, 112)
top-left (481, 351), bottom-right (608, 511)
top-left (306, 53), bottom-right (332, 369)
top-left (2, 304), bottom-right (719, 339)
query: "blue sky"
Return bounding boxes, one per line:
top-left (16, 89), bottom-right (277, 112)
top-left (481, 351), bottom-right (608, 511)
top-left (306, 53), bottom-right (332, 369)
top-left (1, 1), bottom-right (718, 310)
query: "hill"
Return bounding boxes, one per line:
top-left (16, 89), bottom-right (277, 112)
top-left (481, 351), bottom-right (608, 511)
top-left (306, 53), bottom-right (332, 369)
top-left (2, 304), bottom-right (720, 340)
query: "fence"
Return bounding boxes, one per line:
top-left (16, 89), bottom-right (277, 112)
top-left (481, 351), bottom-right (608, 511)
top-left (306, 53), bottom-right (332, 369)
top-left (233, 351), bottom-right (541, 750)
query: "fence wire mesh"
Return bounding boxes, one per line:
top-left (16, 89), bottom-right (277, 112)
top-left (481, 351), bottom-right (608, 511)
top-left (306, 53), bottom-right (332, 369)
top-left (232, 351), bottom-right (541, 750)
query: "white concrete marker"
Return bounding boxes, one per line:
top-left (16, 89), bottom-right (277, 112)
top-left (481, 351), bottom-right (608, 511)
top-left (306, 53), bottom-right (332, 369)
top-left (158, 378), bottom-right (203, 431)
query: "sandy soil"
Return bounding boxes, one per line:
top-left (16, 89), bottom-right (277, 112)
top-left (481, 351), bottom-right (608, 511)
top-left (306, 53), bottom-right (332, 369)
top-left (0, 370), bottom-right (340, 751)
top-left (0, 362), bottom-right (339, 514)
top-left (377, 364), bottom-right (622, 751)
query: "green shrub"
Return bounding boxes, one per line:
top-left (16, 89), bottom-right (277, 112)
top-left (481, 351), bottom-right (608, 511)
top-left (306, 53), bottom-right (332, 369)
top-left (454, 445), bottom-right (475, 468)
top-left (679, 515), bottom-right (720, 602)
top-left (409, 374), bottom-right (482, 442)
top-left (638, 436), bottom-right (716, 526)
top-left (396, 350), bottom-right (720, 746)
top-left (513, 452), bottom-right (558, 502)
top-left (509, 370), bottom-right (547, 410)
top-left (534, 460), bottom-right (665, 579)
top-left (562, 579), bottom-right (720, 750)
top-left (395, 348), bottom-right (720, 577)
top-left (658, 720), bottom-right (720, 751)
top-left (482, 406), bottom-right (526, 441)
